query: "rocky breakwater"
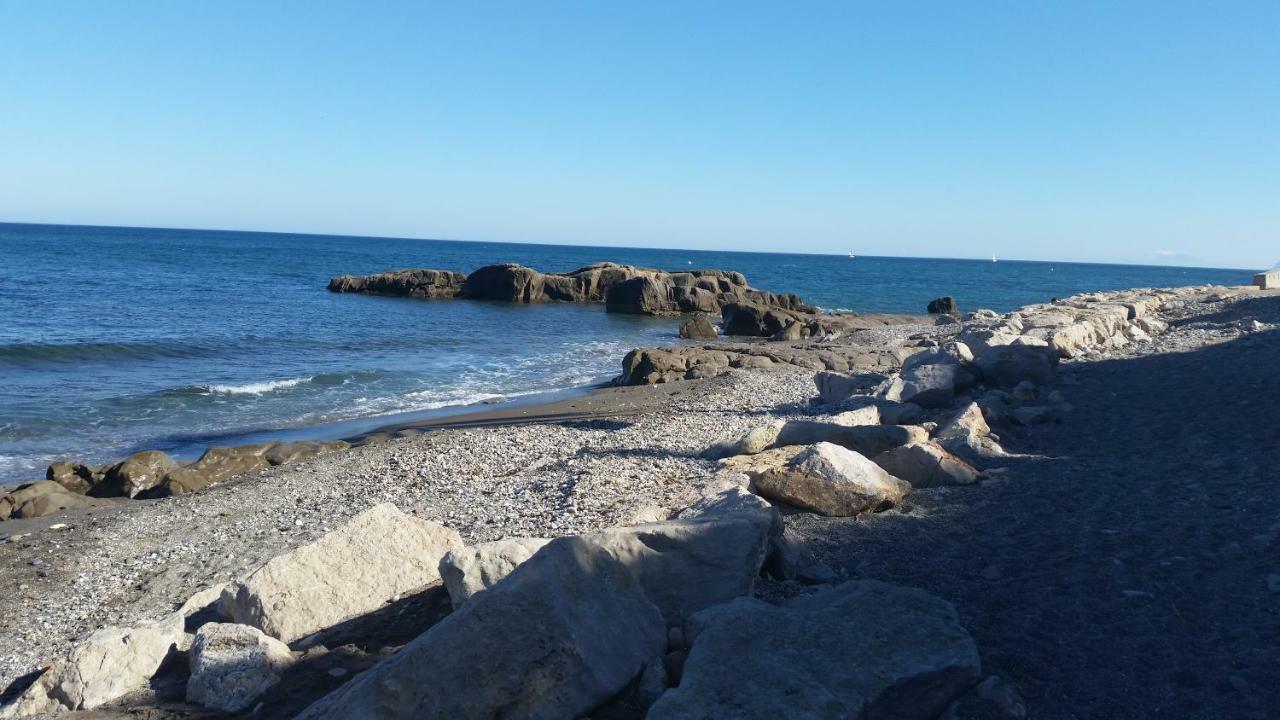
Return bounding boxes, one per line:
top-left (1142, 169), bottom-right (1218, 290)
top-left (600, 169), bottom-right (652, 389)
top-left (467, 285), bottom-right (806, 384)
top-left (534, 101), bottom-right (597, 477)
top-left (0, 440), bottom-right (348, 522)
top-left (1, 489), bottom-right (984, 719)
top-left (329, 261), bottom-right (811, 316)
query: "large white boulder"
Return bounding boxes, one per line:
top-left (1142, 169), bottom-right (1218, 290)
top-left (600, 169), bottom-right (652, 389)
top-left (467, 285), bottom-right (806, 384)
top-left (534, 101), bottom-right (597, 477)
top-left (439, 537), bottom-right (552, 608)
top-left (1, 614), bottom-right (184, 716)
top-left (294, 537), bottom-right (667, 720)
top-left (936, 403), bottom-right (1006, 464)
top-left (773, 421), bottom-right (929, 458)
top-left (701, 420), bottom-right (785, 459)
top-left (221, 503), bottom-right (464, 643)
top-left (647, 580), bottom-right (982, 719)
top-left (753, 442), bottom-right (910, 516)
top-left (186, 623), bottom-right (295, 712)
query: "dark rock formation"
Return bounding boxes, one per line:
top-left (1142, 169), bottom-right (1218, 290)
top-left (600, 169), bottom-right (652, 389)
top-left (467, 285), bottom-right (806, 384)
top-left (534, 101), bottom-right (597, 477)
top-left (329, 262), bottom-right (810, 317)
top-left (679, 315), bottom-right (718, 340)
top-left (327, 269), bottom-right (465, 299)
top-left (928, 296), bottom-right (959, 315)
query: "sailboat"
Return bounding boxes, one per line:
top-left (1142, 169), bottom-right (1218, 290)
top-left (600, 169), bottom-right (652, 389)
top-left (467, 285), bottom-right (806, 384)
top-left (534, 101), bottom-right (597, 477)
top-left (848, 251), bottom-right (856, 258)
top-left (991, 254), bottom-right (998, 263)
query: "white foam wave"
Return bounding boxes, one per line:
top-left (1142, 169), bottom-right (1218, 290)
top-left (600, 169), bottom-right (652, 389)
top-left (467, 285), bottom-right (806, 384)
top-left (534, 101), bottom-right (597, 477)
top-left (205, 377), bottom-right (312, 395)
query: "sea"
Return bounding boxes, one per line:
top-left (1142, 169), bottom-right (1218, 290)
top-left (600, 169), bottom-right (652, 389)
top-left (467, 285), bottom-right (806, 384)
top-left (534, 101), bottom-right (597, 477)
top-left (0, 222), bottom-right (1252, 484)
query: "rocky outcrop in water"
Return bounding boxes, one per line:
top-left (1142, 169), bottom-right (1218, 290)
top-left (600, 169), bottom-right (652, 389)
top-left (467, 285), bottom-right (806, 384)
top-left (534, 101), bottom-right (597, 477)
top-left (329, 262), bottom-right (811, 316)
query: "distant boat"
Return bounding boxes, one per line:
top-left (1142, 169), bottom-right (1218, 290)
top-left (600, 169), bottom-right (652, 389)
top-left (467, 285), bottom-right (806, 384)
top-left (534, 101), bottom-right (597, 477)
top-left (848, 251), bottom-right (856, 258)
top-left (992, 254), bottom-right (998, 263)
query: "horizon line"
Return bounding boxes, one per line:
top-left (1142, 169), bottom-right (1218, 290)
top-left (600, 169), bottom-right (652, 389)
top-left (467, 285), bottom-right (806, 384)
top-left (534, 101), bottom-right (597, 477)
top-left (0, 219), bottom-right (1257, 273)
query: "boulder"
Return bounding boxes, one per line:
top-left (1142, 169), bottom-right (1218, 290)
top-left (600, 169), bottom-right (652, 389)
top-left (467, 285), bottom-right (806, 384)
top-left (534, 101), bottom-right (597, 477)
top-left (974, 343), bottom-right (1058, 388)
top-left (327, 268), bottom-right (465, 298)
top-left (936, 403), bottom-right (1006, 464)
top-left (2, 614), bottom-right (184, 715)
top-left (753, 442), bottom-right (910, 516)
top-left (439, 537), bottom-right (552, 608)
top-left (678, 314), bottom-right (718, 340)
top-left (587, 513), bottom-right (779, 624)
top-left (892, 363), bottom-right (959, 408)
top-left (647, 580), bottom-right (982, 720)
top-left (620, 347), bottom-right (732, 385)
top-left (676, 477), bottom-right (773, 519)
top-left (264, 440), bottom-right (350, 466)
top-left (221, 503), bottom-right (463, 643)
top-left (928, 296), bottom-right (959, 315)
top-left (92, 450), bottom-right (179, 498)
top-left (153, 443), bottom-right (276, 496)
top-left (45, 461), bottom-right (97, 494)
top-left (0, 481), bottom-right (90, 521)
top-left (773, 421), bottom-right (929, 458)
top-left (763, 527), bottom-right (838, 584)
top-left (831, 404), bottom-right (881, 427)
top-left (293, 537), bottom-right (666, 720)
top-left (718, 445), bottom-right (807, 478)
top-left (874, 442), bottom-right (979, 488)
top-left (721, 302), bottom-right (809, 337)
top-left (814, 370), bottom-right (890, 404)
top-left (942, 675), bottom-right (1028, 720)
top-left (701, 420), bottom-right (785, 460)
top-left (186, 623), bottom-right (295, 712)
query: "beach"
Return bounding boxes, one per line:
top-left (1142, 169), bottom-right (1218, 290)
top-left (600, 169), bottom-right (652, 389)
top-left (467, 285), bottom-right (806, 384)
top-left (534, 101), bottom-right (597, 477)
top-left (3, 282), bottom-right (1279, 718)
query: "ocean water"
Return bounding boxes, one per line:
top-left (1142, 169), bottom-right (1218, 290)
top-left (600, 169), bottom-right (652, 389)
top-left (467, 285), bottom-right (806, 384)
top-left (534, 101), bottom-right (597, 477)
top-left (0, 223), bottom-right (1250, 483)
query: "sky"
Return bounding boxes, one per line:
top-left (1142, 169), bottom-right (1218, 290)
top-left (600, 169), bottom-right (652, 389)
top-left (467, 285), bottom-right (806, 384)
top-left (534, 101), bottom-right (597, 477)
top-left (1, 2), bottom-right (1276, 269)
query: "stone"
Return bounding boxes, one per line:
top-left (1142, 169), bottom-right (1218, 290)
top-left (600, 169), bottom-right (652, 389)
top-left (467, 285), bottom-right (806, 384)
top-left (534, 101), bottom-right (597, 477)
top-left (587, 513), bottom-right (779, 624)
top-left (717, 445), bottom-right (807, 478)
top-left (327, 268), bottom-right (466, 298)
top-left (186, 623), bottom-right (295, 712)
top-left (1012, 405), bottom-right (1056, 426)
top-left (893, 363), bottom-right (959, 408)
top-left (874, 442), bottom-right (979, 488)
top-left (753, 442), bottom-right (910, 516)
top-left (773, 421), bottom-right (929, 458)
top-left (974, 344), bottom-right (1058, 388)
top-left (678, 314), bottom-right (718, 340)
top-left (814, 370), bottom-right (890, 404)
top-left (647, 580), bottom-right (982, 719)
top-left (3, 613), bottom-right (184, 715)
top-left (831, 404), bottom-right (881, 427)
top-left (0, 481), bottom-right (90, 521)
top-left (45, 461), bottom-right (97, 495)
top-left (221, 503), bottom-right (464, 643)
top-left (942, 675), bottom-right (1028, 719)
top-left (928, 296), bottom-right (959, 315)
top-left (439, 537), bottom-right (552, 608)
top-left (937, 403), bottom-right (1006, 464)
top-left (92, 450), bottom-right (179, 498)
top-left (293, 537), bottom-right (666, 720)
top-left (764, 528), bottom-right (838, 584)
top-left (152, 443), bottom-right (276, 496)
top-left (264, 440), bottom-right (350, 466)
top-left (676, 476), bottom-right (773, 519)
top-left (770, 321), bottom-right (806, 341)
top-left (701, 420), bottom-right (785, 459)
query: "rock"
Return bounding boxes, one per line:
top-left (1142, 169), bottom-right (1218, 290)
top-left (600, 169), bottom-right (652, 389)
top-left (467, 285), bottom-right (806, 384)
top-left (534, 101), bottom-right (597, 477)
top-left (92, 450), bottom-right (179, 498)
top-left (892, 363), bottom-right (960, 408)
top-left (678, 314), bottom-right (718, 340)
top-left (717, 445), bottom-right (807, 478)
top-left (1011, 405), bottom-right (1056, 426)
top-left (753, 442), bottom-right (910, 516)
top-left (942, 675), bottom-right (1028, 719)
top-left (770, 321), bottom-right (806, 341)
top-left (186, 623), bottom-right (295, 712)
top-left (676, 476), bottom-right (773, 519)
top-left (587, 513), bottom-right (779, 624)
top-left (647, 580), bottom-right (982, 719)
top-left (221, 503), bottom-right (464, 642)
top-left (874, 442), bottom-right (979, 488)
top-left (721, 302), bottom-right (809, 337)
top-left (264, 440), bottom-right (350, 466)
top-left (764, 527), bottom-right (838, 584)
top-left (3, 614), bottom-right (184, 715)
top-left (701, 420), bottom-right (785, 459)
top-left (814, 370), bottom-right (890, 404)
top-left (928, 296), bottom-right (959, 315)
top-left (831, 404), bottom-right (881, 427)
top-left (0, 481), bottom-right (91, 521)
top-left (294, 536), bottom-right (666, 720)
top-left (328, 268), bottom-right (465, 298)
top-left (45, 461), bottom-right (97, 494)
top-left (974, 345), bottom-right (1058, 388)
top-left (152, 443), bottom-right (276, 496)
top-left (439, 537), bottom-right (552, 608)
top-left (773, 421), bottom-right (929, 458)
top-left (620, 347), bottom-right (732, 385)
top-left (937, 403), bottom-right (1006, 464)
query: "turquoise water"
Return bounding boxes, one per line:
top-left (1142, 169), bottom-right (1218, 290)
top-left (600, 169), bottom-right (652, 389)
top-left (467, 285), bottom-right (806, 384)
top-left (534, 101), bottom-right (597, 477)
top-left (0, 222), bottom-right (1250, 482)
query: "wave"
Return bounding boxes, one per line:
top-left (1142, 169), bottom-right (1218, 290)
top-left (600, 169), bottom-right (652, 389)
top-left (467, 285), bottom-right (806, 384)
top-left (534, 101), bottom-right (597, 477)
top-left (203, 377), bottom-right (313, 395)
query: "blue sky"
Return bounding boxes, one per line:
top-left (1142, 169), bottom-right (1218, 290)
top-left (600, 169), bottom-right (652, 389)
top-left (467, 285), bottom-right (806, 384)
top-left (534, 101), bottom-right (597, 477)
top-left (1, 2), bottom-right (1276, 268)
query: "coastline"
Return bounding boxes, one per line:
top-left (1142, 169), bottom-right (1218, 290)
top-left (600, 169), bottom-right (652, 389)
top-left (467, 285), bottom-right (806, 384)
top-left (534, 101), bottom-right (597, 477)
top-left (3, 282), bottom-right (1279, 718)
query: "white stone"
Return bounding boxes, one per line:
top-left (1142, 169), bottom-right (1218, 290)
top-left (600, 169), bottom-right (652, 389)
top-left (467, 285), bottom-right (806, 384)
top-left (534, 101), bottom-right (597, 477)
top-left (753, 442), bottom-right (910, 516)
top-left (439, 537), bottom-right (552, 608)
top-left (187, 623), bottom-right (295, 712)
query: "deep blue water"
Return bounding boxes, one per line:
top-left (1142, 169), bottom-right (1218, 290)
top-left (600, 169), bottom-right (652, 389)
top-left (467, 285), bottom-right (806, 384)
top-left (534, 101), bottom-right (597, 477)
top-left (0, 223), bottom-right (1251, 483)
